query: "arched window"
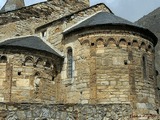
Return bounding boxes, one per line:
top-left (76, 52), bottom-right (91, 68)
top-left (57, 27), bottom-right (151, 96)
top-left (119, 38), bottom-right (127, 47)
top-left (24, 56), bottom-right (34, 66)
top-left (67, 48), bottom-right (73, 78)
top-left (36, 58), bottom-right (43, 67)
top-left (142, 56), bottom-right (147, 79)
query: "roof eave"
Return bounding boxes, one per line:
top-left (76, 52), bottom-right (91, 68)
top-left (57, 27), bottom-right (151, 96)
top-left (35, 3), bottom-right (113, 32)
top-left (0, 45), bottom-right (64, 58)
top-left (63, 24), bottom-right (158, 47)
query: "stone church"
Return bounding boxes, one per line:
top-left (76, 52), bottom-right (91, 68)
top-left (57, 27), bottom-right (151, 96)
top-left (0, 0), bottom-right (159, 119)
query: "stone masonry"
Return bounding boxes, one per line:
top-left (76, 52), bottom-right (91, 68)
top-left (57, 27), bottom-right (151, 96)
top-left (0, 0), bottom-right (159, 119)
top-left (0, 0), bottom-right (89, 40)
top-left (0, 103), bottom-right (132, 120)
top-left (61, 27), bottom-right (158, 116)
top-left (1, 0), bottom-right (25, 12)
top-left (0, 47), bottom-right (63, 103)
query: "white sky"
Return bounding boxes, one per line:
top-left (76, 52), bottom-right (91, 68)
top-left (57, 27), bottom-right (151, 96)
top-left (0, 0), bottom-right (160, 22)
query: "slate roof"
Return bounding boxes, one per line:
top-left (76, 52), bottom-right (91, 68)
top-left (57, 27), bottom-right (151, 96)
top-left (35, 3), bottom-right (113, 32)
top-left (63, 12), bottom-right (157, 46)
top-left (0, 36), bottom-right (63, 57)
top-left (63, 12), bottom-right (140, 34)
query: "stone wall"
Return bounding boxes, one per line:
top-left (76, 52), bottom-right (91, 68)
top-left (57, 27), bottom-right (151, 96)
top-left (0, 0), bottom-right (89, 40)
top-left (35, 3), bottom-right (111, 51)
top-left (0, 103), bottom-right (132, 120)
top-left (0, 48), bottom-right (62, 103)
top-left (61, 27), bottom-right (158, 115)
top-left (135, 7), bottom-right (160, 109)
top-left (0, 0), bottom-right (25, 12)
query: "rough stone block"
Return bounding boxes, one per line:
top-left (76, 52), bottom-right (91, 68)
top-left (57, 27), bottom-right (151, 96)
top-left (100, 81), bottom-right (109, 85)
top-left (136, 103), bottom-right (147, 109)
top-left (110, 81), bottom-right (117, 85)
top-left (97, 49), bottom-right (104, 54)
top-left (0, 80), bottom-right (3, 86)
top-left (0, 97), bottom-right (4, 102)
top-left (81, 100), bottom-right (89, 104)
top-left (16, 79), bottom-right (30, 87)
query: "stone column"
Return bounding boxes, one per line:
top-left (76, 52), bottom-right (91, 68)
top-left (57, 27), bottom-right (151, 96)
top-left (5, 63), bottom-right (13, 102)
top-left (128, 50), bottom-right (138, 115)
top-left (89, 43), bottom-right (97, 104)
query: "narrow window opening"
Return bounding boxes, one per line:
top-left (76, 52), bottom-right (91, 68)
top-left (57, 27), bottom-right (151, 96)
top-left (156, 70), bottom-right (159, 76)
top-left (67, 48), bottom-right (73, 79)
top-left (18, 72), bottom-right (21, 76)
top-left (41, 30), bottom-right (47, 39)
top-left (124, 60), bottom-right (128, 65)
top-left (52, 76), bottom-right (55, 81)
top-left (143, 56), bottom-right (147, 79)
top-left (128, 42), bottom-right (131, 45)
top-left (156, 109), bottom-right (159, 114)
top-left (91, 43), bottom-right (94, 46)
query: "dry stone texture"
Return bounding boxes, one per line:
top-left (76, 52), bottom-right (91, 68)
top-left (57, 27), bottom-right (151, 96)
top-left (0, 48), bottom-right (63, 103)
top-left (0, 103), bottom-right (133, 120)
top-left (0, 0), bottom-right (159, 119)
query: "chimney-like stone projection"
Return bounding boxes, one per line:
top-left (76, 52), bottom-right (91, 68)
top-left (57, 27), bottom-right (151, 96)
top-left (1, 0), bottom-right (25, 12)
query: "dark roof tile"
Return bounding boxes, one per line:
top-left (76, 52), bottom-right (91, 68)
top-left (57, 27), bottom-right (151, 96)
top-left (0, 36), bottom-right (63, 57)
top-left (63, 12), bottom-right (157, 46)
top-left (63, 12), bottom-right (142, 34)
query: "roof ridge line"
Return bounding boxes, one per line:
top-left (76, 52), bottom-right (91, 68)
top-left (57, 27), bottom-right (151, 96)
top-left (0, 35), bottom-right (36, 44)
top-left (35, 3), bottom-right (113, 32)
top-left (63, 11), bottom-right (103, 33)
top-left (0, 35), bottom-right (64, 57)
top-left (40, 37), bottom-right (64, 57)
top-left (0, 1), bottom-right (48, 14)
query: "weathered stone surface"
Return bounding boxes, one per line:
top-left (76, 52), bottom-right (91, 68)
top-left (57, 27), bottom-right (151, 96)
top-left (61, 27), bottom-right (158, 116)
top-left (0, 0), bottom-right (159, 118)
top-left (1, 0), bottom-right (25, 12)
top-left (0, 0), bottom-right (91, 41)
top-left (0, 48), bottom-right (63, 103)
top-left (136, 7), bottom-right (160, 110)
top-left (0, 103), bottom-right (133, 120)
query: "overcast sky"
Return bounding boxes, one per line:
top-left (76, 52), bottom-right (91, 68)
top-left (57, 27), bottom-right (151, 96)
top-left (0, 0), bottom-right (160, 22)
